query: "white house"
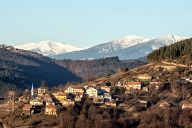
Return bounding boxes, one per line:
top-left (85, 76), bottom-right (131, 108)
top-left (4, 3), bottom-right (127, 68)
top-left (30, 98), bottom-right (43, 106)
top-left (86, 87), bottom-right (98, 97)
top-left (64, 86), bottom-right (84, 94)
top-left (126, 82), bottom-right (142, 90)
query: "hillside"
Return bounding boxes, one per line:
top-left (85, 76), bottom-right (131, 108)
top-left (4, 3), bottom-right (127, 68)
top-left (1, 42), bottom-right (192, 127)
top-left (148, 38), bottom-right (192, 63)
top-left (55, 57), bottom-right (146, 81)
top-left (0, 45), bottom-right (81, 94)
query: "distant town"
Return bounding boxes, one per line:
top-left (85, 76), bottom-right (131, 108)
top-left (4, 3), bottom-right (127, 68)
top-left (1, 73), bottom-right (154, 116)
top-left (1, 70), bottom-right (192, 127)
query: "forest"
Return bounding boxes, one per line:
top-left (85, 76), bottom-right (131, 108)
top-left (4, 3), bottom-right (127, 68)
top-left (0, 46), bottom-right (81, 95)
top-left (148, 38), bottom-right (192, 62)
top-left (56, 57), bottom-right (146, 81)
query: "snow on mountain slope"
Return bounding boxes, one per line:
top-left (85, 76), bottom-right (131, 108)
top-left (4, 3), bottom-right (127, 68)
top-left (95, 35), bottom-right (149, 54)
top-left (53, 35), bottom-right (148, 59)
top-left (53, 35), bottom-right (187, 60)
top-left (112, 35), bottom-right (188, 60)
top-left (15, 40), bottom-right (82, 56)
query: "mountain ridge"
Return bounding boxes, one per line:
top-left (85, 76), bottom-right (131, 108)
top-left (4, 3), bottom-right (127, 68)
top-left (53, 35), bottom-right (187, 60)
top-left (13, 35), bottom-right (188, 60)
top-left (15, 40), bottom-right (82, 56)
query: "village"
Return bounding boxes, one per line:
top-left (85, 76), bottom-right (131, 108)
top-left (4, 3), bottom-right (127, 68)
top-left (1, 72), bottom-right (192, 120)
top-left (1, 74), bottom-right (148, 116)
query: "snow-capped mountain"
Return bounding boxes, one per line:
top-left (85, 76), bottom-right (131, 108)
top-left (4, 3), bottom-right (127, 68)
top-left (15, 40), bottom-right (82, 56)
top-left (112, 35), bottom-right (188, 60)
top-left (53, 35), bottom-right (188, 60)
top-left (53, 35), bottom-right (149, 59)
top-left (95, 35), bottom-right (149, 54)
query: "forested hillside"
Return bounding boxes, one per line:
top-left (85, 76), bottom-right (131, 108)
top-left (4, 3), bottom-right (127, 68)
top-left (148, 38), bottom-right (192, 62)
top-left (0, 46), bottom-right (145, 94)
top-left (0, 45), bottom-right (81, 94)
top-left (55, 57), bottom-right (146, 81)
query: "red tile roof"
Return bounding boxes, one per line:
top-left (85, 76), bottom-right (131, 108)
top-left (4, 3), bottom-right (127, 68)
top-left (46, 104), bottom-right (57, 109)
top-left (56, 92), bottom-right (67, 96)
top-left (127, 82), bottom-right (141, 85)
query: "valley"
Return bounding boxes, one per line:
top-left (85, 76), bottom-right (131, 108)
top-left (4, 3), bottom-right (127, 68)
top-left (0, 38), bottom-right (192, 127)
top-left (1, 0), bottom-right (191, 127)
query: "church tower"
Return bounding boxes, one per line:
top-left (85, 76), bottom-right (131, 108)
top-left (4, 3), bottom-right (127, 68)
top-left (31, 83), bottom-right (34, 98)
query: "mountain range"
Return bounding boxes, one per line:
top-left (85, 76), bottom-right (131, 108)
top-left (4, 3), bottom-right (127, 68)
top-left (15, 35), bottom-right (187, 60)
top-left (15, 40), bottom-right (82, 56)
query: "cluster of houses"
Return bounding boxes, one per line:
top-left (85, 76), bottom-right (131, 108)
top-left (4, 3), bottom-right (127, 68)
top-left (20, 82), bottom-right (117, 116)
top-left (1, 74), bottom-right (192, 116)
top-left (20, 74), bottom-right (154, 116)
top-left (116, 73), bottom-right (153, 91)
top-left (19, 74), bottom-right (156, 116)
top-left (4, 73), bottom-right (192, 117)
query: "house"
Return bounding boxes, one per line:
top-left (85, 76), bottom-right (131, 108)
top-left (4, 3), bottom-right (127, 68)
top-left (53, 92), bottom-right (67, 101)
top-left (75, 94), bottom-right (82, 102)
top-left (100, 85), bottom-right (110, 93)
top-left (61, 99), bottom-right (75, 106)
top-left (73, 86), bottom-right (84, 94)
top-left (86, 87), bottom-right (98, 97)
top-left (38, 86), bottom-right (48, 96)
top-left (83, 85), bottom-right (89, 90)
top-left (45, 103), bottom-right (58, 116)
top-left (118, 103), bottom-right (125, 107)
top-left (149, 81), bottom-right (162, 85)
top-left (22, 104), bottom-right (33, 115)
top-left (126, 82), bottom-right (142, 90)
top-left (104, 93), bottom-right (112, 101)
top-left (138, 100), bottom-right (149, 108)
top-left (93, 96), bottom-right (104, 104)
top-left (30, 98), bottom-right (43, 106)
top-left (8, 91), bottom-right (16, 101)
top-left (105, 100), bottom-right (117, 107)
top-left (19, 96), bottom-right (30, 103)
top-left (42, 94), bottom-right (53, 103)
top-left (182, 103), bottom-right (192, 109)
top-left (158, 101), bottom-right (170, 108)
top-left (64, 86), bottom-right (84, 94)
top-left (116, 81), bottom-right (124, 87)
top-left (64, 86), bottom-right (74, 94)
top-left (149, 82), bottom-right (161, 90)
top-left (138, 74), bottom-right (152, 81)
top-left (142, 87), bottom-right (149, 92)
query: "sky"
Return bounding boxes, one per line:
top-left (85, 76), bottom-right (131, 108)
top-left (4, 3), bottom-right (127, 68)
top-left (0, 0), bottom-right (192, 47)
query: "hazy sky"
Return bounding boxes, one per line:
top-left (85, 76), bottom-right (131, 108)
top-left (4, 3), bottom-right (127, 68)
top-left (0, 0), bottom-right (192, 47)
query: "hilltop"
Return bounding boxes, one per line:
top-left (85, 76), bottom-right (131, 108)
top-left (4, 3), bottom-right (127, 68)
top-left (0, 45), bottom-right (81, 94)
